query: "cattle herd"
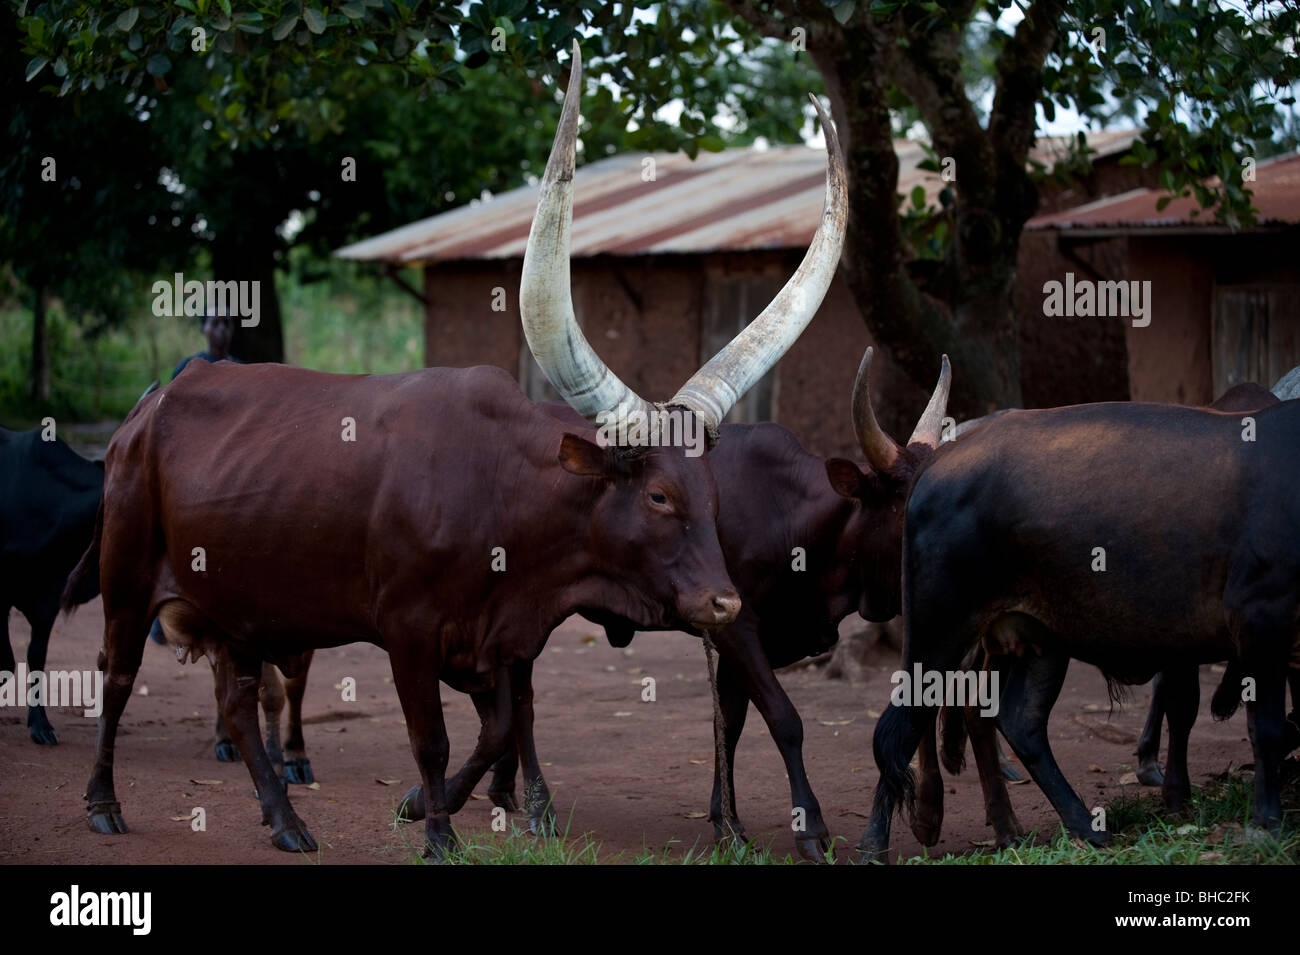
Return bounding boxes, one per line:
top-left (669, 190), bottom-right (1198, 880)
top-left (3, 46), bottom-right (1298, 865)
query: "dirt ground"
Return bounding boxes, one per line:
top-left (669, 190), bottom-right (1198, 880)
top-left (0, 600), bottom-right (1256, 865)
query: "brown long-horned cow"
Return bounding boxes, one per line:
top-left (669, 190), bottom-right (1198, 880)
top-left (401, 346), bottom-right (952, 857)
top-left (63, 43), bottom-right (847, 857)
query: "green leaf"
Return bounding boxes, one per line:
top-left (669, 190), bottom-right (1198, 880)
top-left (52, 57), bottom-right (67, 78)
top-left (24, 56), bottom-right (48, 82)
top-left (340, 2), bottom-right (366, 18)
top-left (302, 7), bottom-right (326, 34)
top-left (145, 53), bottom-right (172, 76)
top-left (272, 14), bottom-right (298, 40)
top-left (1155, 195), bottom-right (1172, 211)
top-left (911, 184), bottom-right (926, 209)
top-left (116, 7), bottom-right (140, 32)
top-left (696, 134), bottom-right (726, 152)
top-left (218, 0), bottom-right (232, 16)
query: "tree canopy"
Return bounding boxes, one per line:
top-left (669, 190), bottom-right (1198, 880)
top-left (11, 0), bottom-right (1300, 412)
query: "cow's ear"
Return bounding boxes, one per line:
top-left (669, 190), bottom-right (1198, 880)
top-left (558, 433), bottom-right (609, 477)
top-left (825, 458), bottom-right (865, 499)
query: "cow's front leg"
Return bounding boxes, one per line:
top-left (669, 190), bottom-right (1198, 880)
top-left (389, 643), bottom-right (454, 860)
top-left (216, 647), bottom-right (316, 852)
top-left (443, 670), bottom-right (515, 814)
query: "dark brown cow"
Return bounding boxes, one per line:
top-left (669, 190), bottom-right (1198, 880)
top-left (402, 347), bottom-right (952, 860)
top-left (860, 391), bottom-right (1300, 861)
top-left (63, 44), bottom-right (848, 857)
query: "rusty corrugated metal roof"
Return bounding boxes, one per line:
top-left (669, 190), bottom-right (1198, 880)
top-left (337, 130), bottom-right (1141, 265)
top-left (1027, 151), bottom-right (1300, 233)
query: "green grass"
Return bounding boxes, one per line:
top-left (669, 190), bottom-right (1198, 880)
top-left (381, 765), bottom-right (1299, 865)
top-left (914, 770), bottom-right (1299, 865)
top-left (0, 260), bottom-right (423, 429)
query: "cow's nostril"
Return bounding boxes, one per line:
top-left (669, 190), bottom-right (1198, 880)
top-left (711, 592), bottom-right (742, 620)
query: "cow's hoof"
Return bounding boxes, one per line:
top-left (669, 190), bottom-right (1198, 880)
top-left (87, 801), bottom-right (129, 835)
top-left (795, 832), bottom-right (831, 863)
top-left (1079, 830), bottom-right (1111, 848)
top-left (854, 844), bottom-right (890, 865)
top-left (214, 739), bottom-right (240, 762)
top-left (711, 817), bottom-right (750, 846)
top-left (909, 808), bottom-right (943, 847)
top-left (489, 789), bottom-right (519, 812)
top-left (270, 818), bottom-right (318, 853)
top-left (283, 758), bottom-right (315, 785)
top-left (999, 761), bottom-right (1023, 782)
top-left (529, 808), bottom-right (559, 837)
top-left (1136, 761), bottom-right (1164, 787)
top-left (397, 785), bottom-right (426, 823)
top-left (28, 719), bottom-right (58, 746)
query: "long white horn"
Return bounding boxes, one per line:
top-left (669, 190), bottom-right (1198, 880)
top-left (668, 95), bottom-right (848, 432)
top-left (519, 41), bottom-right (653, 428)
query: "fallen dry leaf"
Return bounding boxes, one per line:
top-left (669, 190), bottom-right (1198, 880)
top-left (866, 709), bottom-right (881, 719)
top-left (305, 782), bottom-right (321, 790)
top-left (375, 778), bottom-right (399, 786)
top-left (689, 759), bottom-right (708, 765)
top-left (819, 718), bottom-right (854, 726)
top-left (683, 811), bottom-right (708, 819)
top-left (613, 711), bottom-right (632, 717)
top-left (1119, 772), bottom-right (1140, 785)
top-left (190, 779), bottom-right (222, 786)
top-left (1198, 852), bottom-right (1225, 862)
top-left (970, 839), bottom-right (996, 847)
top-left (1088, 764), bottom-right (1106, 773)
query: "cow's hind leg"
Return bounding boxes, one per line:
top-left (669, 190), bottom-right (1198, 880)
top-left (486, 748), bottom-right (520, 811)
top-left (1284, 670), bottom-right (1300, 756)
top-left (910, 718), bottom-right (945, 847)
top-left (210, 660), bottom-right (239, 762)
top-left (260, 662), bottom-right (286, 785)
top-left (996, 648), bottom-right (1103, 845)
top-left (86, 607), bottom-right (149, 836)
top-left (505, 660), bottom-right (557, 835)
top-left (1159, 663), bottom-right (1199, 812)
top-left (281, 650), bottom-right (314, 784)
top-left (24, 598), bottom-right (59, 744)
top-left (1244, 659), bottom-right (1289, 833)
top-left (1135, 671), bottom-right (1167, 786)
top-left (966, 705), bottom-right (1025, 846)
top-left (215, 646), bottom-right (315, 851)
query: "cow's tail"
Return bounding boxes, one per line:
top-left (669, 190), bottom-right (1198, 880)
top-left (61, 496), bottom-right (103, 613)
top-left (872, 701), bottom-right (919, 823)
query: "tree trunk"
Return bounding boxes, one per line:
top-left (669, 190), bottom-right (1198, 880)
top-left (30, 286), bottom-right (49, 403)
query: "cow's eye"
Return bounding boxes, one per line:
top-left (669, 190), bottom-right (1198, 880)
top-left (649, 491), bottom-right (668, 505)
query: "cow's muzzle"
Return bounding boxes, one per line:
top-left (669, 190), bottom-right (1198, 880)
top-left (683, 590), bottom-right (742, 630)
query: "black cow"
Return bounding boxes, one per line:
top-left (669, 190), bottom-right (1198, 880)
top-left (862, 395), bottom-right (1300, 861)
top-left (1, 426), bottom-right (103, 743)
